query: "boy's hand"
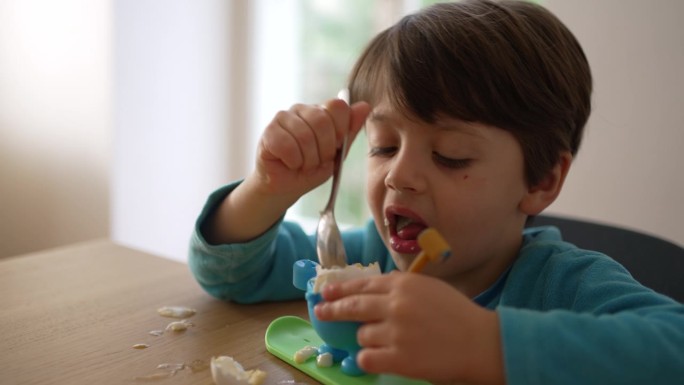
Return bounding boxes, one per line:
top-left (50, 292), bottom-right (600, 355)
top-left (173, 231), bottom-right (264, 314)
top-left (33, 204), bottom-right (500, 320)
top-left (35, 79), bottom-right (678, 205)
top-left (200, 97), bottom-right (369, 245)
top-left (314, 272), bottom-right (505, 385)
top-left (254, 98), bottom-right (371, 200)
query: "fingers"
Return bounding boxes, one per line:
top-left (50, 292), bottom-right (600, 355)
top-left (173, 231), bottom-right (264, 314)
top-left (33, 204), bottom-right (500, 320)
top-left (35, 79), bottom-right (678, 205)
top-left (260, 104), bottom-right (332, 171)
top-left (320, 271), bottom-right (398, 301)
top-left (261, 97), bottom-right (368, 172)
top-left (291, 104), bottom-right (337, 168)
top-left (314, 274), bottom-right (404, 321)
top-left (357, 346), bottom-right (427, 377)
top-left (357, 347), bottom-right (400, 374)
top-left (314, 293), bottom-right (387, 323)
top-left (356, 321), bottom-right (392, 348)
top-left (322, 98), bottom-right (351, 146)
top-left (324, 98), bottom-right (372, 157)
top-left (260, 110), bottom-right (309, 170)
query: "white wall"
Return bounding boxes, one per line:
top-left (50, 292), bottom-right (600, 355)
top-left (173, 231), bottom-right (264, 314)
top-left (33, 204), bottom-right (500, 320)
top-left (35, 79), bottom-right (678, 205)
top-left (112, 0), bottom-right (249, 261)
top-left (544, 0), bottom-right (684, 246)
top-left (0, 0), bottom-right (111, 258)
top-left (250, 0), bottom-right (300, 163)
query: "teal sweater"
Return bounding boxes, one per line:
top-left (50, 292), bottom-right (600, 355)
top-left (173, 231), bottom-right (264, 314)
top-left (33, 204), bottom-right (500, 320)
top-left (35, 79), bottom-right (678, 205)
top-left (189, 183), bottom-right (684, 385)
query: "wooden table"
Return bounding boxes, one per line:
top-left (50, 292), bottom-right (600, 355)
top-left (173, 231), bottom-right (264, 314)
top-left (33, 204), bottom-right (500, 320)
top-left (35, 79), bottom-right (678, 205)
top-left (1, 239), bottom-right (316, 384)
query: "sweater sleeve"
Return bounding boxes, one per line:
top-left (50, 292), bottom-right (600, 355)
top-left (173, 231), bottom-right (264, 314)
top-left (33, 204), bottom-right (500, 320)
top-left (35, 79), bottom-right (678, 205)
top-left (187, 182), bottom-right (394, 303)
top-left (498, 238), bottom-right (684, 385)
top-left (187, 182), bottom-right (318, 303)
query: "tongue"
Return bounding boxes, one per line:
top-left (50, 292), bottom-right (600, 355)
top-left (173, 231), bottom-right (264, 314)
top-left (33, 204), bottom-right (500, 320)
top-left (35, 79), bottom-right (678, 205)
top-left (397, 223), bottom-right (427, 240)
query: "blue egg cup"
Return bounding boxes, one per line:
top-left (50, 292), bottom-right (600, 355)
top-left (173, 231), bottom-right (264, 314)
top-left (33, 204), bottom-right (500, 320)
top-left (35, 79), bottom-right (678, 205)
top-left (293, 259), bottom-right (365, 376)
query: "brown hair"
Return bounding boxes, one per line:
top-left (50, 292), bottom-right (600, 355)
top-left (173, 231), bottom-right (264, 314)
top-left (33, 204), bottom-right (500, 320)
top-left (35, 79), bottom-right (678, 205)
top-left (348, 0), bottom-right (592, 186)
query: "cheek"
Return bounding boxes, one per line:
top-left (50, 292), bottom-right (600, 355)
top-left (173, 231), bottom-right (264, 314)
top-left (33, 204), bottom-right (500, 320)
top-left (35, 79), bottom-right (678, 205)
top-left (366, 166), bottom-right (387, 229)
top-left (366, 171), bottom-right (383, 213)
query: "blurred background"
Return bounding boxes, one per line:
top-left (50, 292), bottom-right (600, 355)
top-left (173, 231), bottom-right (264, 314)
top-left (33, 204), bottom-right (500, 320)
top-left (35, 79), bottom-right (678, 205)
top-left (1, 0), bottom-right (682, 262)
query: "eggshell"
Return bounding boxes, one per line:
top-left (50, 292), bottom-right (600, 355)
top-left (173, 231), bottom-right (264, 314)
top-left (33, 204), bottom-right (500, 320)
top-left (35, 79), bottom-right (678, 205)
top-left (210, 356), bottom-right (266, 385)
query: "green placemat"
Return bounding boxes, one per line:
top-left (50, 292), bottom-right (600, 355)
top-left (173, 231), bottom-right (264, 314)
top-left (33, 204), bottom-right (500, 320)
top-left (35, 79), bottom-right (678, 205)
top-left (265, 315), bottom-right (431, 385)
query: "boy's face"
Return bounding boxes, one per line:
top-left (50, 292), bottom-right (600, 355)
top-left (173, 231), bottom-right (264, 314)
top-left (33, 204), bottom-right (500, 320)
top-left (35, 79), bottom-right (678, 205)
top-left (365, 100), bottom-right (530, 296)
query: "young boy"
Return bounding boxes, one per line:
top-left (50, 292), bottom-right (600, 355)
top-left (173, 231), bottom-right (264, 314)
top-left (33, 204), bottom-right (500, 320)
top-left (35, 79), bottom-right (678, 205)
top-left (189, 1), bottom-right (684, 384)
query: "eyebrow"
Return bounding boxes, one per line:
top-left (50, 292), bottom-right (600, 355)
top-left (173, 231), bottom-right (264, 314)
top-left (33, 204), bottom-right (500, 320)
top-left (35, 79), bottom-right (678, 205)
top-left (436, 120), bottom-right (483, 136)
top-left (368, 111), bottom-right (393, 123)
top-left (369, 111), bottom-right (485, 138)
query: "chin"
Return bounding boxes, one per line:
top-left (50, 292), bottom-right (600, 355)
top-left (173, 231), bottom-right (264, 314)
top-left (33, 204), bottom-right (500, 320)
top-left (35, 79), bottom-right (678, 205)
top-left (389, 253), bottom-right (411, 272)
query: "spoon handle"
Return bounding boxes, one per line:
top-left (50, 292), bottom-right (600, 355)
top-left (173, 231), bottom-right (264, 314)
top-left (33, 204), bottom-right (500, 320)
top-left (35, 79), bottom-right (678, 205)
top-left (323, 138), bottom-right (346, 212)
top-left (323, 89), bottom-right (350, 212)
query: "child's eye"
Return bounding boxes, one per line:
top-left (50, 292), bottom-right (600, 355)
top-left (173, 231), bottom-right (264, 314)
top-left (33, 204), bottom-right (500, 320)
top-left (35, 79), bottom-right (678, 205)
top-left (434, 153), bottom-right (471, 169)
top-left (368, 147), bottom-right (397, 157)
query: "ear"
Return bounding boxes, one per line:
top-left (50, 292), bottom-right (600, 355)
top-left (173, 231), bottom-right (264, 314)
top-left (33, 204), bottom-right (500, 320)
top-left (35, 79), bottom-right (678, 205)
top-left (519, 151), bottom-right (573, 216)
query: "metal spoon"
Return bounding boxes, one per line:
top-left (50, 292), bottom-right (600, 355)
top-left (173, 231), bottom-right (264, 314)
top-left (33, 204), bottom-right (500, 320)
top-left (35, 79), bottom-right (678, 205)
top-left (315, 89), bottom-right (350, 268)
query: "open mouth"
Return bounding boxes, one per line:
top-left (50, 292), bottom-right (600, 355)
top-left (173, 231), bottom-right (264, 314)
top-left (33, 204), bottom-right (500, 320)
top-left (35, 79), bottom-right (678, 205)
top-left (385, 207), bottom-right (428, 254)
top-left (394, 215), bottom-right (428, 240)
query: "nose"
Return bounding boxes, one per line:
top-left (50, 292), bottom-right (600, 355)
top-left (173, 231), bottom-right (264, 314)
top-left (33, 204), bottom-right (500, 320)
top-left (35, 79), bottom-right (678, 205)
top-left (384, 147), bottom-right (427, 193)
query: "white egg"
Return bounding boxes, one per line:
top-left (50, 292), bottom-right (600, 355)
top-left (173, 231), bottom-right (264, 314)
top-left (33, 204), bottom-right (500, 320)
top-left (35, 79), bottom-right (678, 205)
top-left (293, 345), bottom-right (318, 364)
top-left (157, 305), bottom-right (196, 318)
top-left (210, 356), bottom-right (266, 385)
top-left (313, 262), bottom-right (381, 293)
top-left (316, 352), bottom-right (333, 367)
top-left (165, 319), bottom-right (193, 332)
